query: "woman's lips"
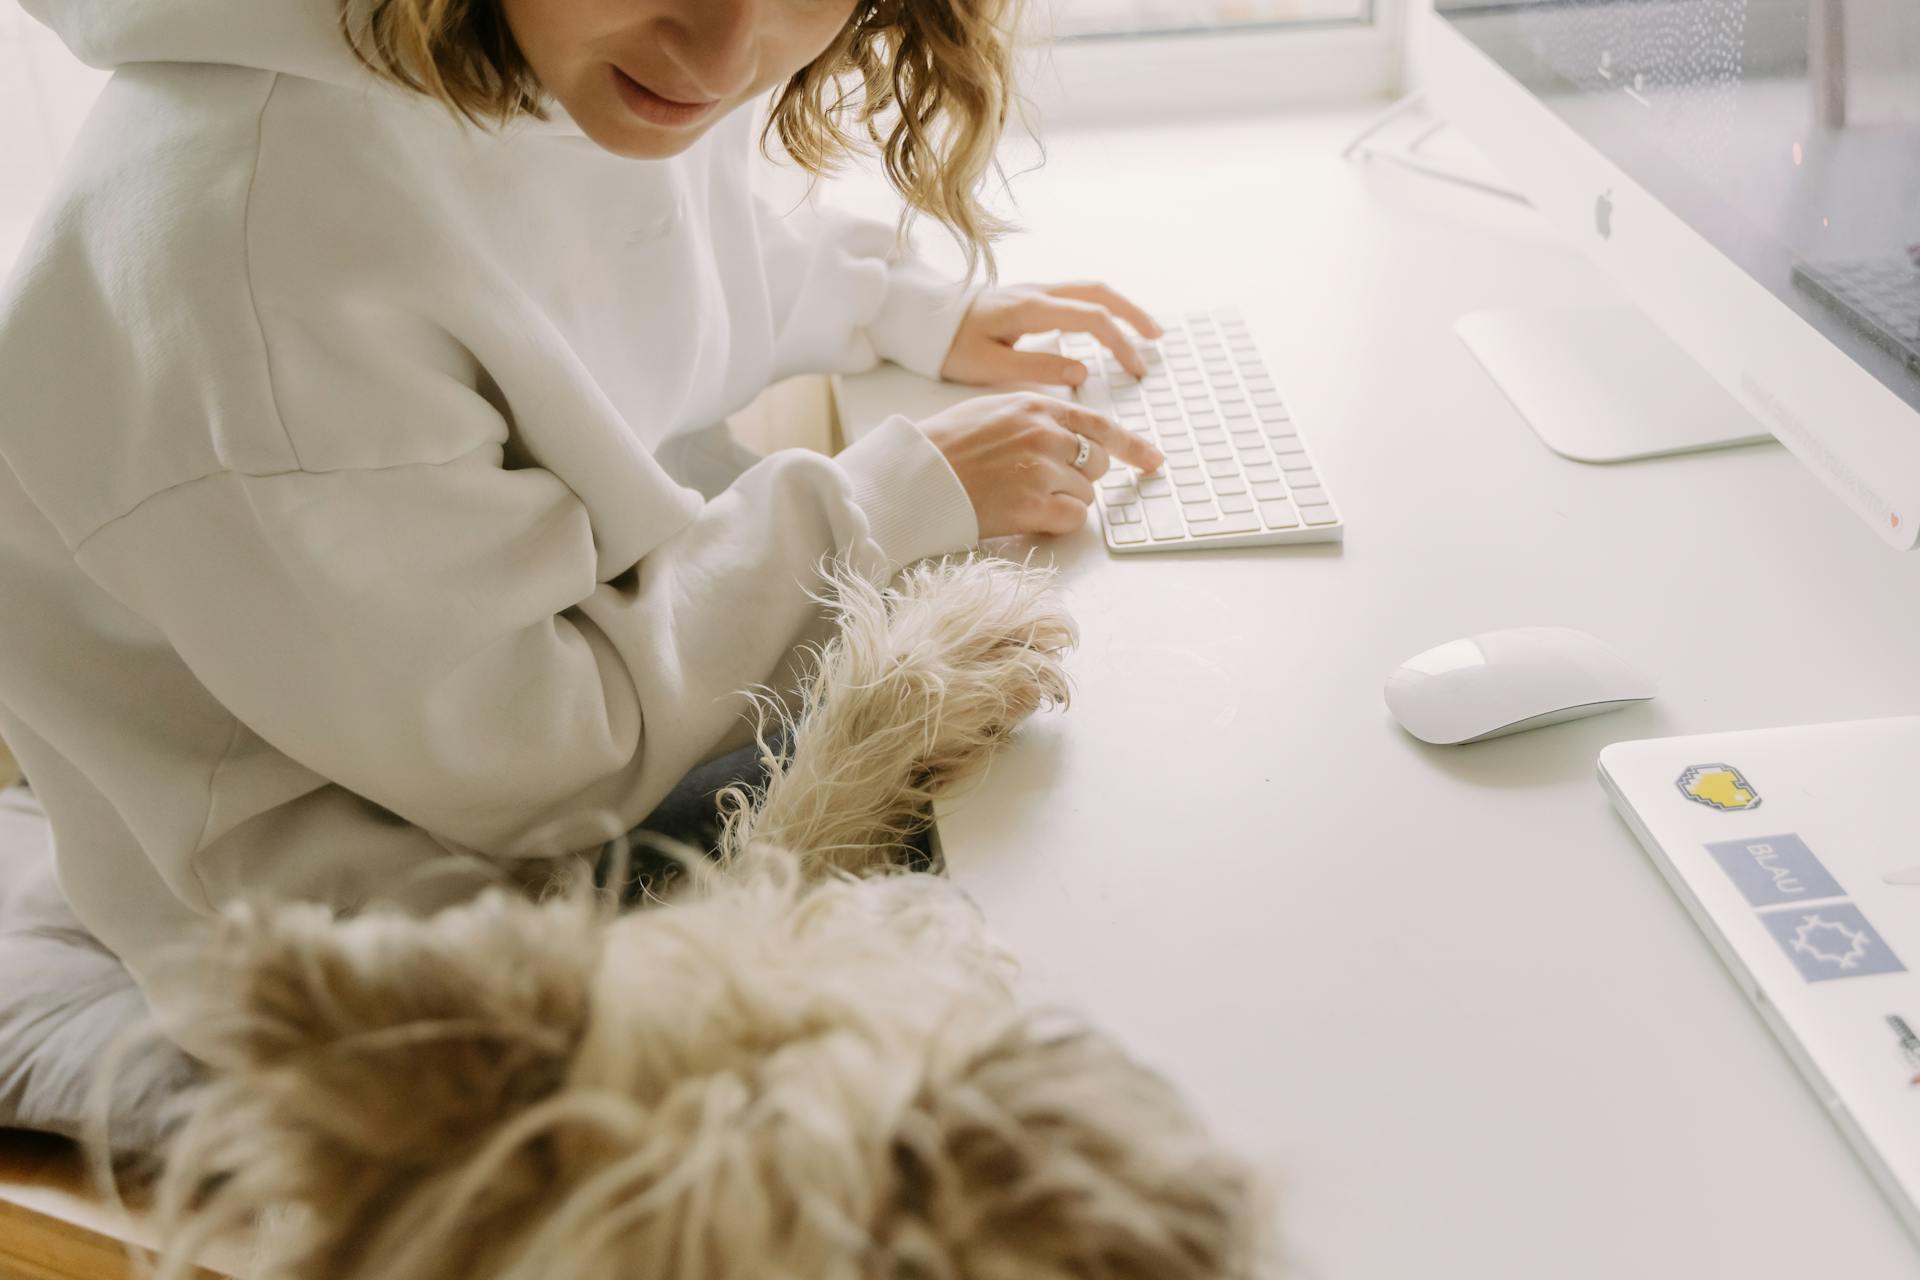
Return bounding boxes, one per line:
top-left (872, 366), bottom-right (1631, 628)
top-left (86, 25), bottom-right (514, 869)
top-left (611, 67), bottom-right (719, 127)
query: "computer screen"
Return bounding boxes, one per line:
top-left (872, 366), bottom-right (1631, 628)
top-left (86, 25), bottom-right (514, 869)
top-left (1434, 0), bottom-right (1920, 417)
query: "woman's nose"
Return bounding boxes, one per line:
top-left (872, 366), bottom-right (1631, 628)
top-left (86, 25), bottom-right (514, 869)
top-left (662, 0), bottom-right (759, 101)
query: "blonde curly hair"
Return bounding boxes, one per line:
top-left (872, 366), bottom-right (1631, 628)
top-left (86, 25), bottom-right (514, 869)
top-left (341, 0), bottom-right (1026, 284)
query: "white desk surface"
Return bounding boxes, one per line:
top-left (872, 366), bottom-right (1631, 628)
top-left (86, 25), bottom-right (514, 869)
top-left (828, 103), bottom-right (1920, 1278)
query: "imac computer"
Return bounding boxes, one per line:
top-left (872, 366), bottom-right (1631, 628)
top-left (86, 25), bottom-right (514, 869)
top-left (1419, 0), bottom-right (1920, 550)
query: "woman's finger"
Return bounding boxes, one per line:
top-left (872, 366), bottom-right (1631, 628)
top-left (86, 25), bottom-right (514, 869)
top-left (1013, 296), bottom-right (1149, 379)
top-left (1041, 401), bottom-right (1163, 473)
top-left (1000, 348), bottom-right (1092, 388)
top-left (1035, 492), bottom-right (1094, 538)
top-left (1041, 282), bottom-right (1164, 341)
top-left (1041, 444), bottom-right (1098, 505)
top-left (1063, 428), bottom-right (1112, 480)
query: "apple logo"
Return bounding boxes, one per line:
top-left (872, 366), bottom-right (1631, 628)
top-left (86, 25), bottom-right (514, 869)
top-left (1595, 189), bottom-right (1615, 239)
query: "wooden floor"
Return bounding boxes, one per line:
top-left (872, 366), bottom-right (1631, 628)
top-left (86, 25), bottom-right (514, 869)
top-left (0, 1131), bottom-right (241, 1280)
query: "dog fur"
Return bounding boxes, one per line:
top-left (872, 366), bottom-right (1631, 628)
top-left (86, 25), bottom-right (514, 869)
top-left (136, 556), bottom-right (1267, 1279)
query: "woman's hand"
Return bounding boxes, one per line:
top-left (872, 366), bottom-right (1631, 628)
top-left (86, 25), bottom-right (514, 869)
top-left (920, 392), bottom-right (1164, 540)
top-left (939, 281), bottom-right (1165, 387)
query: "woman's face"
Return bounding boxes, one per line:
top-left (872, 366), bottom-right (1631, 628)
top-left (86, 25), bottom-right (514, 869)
top-left (499, 0), bottom-right (861, 157)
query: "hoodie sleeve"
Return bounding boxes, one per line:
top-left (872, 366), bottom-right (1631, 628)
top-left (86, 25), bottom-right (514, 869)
top-left (71, 407), bottom-right (978, 867)
top-left (751, 189), bottom-right (987, 383)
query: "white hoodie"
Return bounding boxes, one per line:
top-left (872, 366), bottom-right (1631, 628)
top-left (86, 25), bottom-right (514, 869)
top-left (0, 0), bottom-right (984, 999)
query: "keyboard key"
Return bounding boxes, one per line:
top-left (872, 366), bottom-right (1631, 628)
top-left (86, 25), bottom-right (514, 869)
top-left (1171, 464), bottom-right (1204, 484)
top-left (1177, 484), bottom-right (1212, 505)
top-left (1252, 480), bottom-right (1289, 501)
top-left (1213, 475), bottom-right (1248, 495)
top-left (1288, 485), bottom-right (1325, 507)
top-left (1271, 437), bottom-right (1307, 455)
top-left (1219, 493), bottom-right (1255, 514)
top-left (1105, 501), bottom-right (1141, 523)
top-left (1222, 403), bottom-right (1255, 419)
top-left (1137, 476), bottom-right (1173, 497)
top-left (1188, 412), bottom-right (1222, 428)
top-left (1200, 444), bottom-right (1234, 461)
top-left (1235, 443), bottom-right (1268, 463)
top-left (1259, 499), bottom-right (1300, 528)
top-left (1144, 497), bottom-right (1186, 540)
top-left (1256, 405), bottom-right (1291, 425)
top-left (1109, 520), bottom-right (1149, 545)
top-left (1206, 458), bottom-right (1240, 478)
top-left (1192, 510), bottom-right (1260, 536)
top-left (1244, 464), bottom-right (1280, 482)
top-left (1299, 504), bottom-right (1338, 526)
top-left (1195, 427), bottom-right (1227, 445)
top-left (1183, 501), bottom-right (1221, 524)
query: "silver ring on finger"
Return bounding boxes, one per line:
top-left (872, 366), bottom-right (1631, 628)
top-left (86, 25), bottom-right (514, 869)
top-left (1071, 433), bottom-right (1091, 469)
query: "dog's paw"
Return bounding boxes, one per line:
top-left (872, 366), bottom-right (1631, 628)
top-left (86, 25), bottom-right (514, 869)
top-left (876, 555), bottom-right (1074, 788)
top-left (717, 555), bottom-right (1077, 874)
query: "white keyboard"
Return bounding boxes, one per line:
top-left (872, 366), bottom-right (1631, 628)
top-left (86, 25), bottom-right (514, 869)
top-left (1064, 308), bottom-right (1344, 552)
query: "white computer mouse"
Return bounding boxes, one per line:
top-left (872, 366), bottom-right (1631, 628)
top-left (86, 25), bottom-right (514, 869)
top-left (1384, 626), bottom-right (1656, 745)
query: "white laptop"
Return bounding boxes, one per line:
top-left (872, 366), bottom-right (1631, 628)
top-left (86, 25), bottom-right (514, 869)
top-left (1599, 716), bottom-right (1920, 1241)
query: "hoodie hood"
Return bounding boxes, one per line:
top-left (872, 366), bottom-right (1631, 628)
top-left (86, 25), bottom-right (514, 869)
top-left (22, 0), bottom-right (584, 134)
top-left (23, 0), bottom-right (368, 84)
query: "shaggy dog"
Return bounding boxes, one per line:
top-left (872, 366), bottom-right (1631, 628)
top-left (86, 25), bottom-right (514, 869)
top-left (132, 557), bottom-right (1266, 1279)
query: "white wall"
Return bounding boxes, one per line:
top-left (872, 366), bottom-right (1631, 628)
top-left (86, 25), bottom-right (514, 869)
top-left (1, 6), bottom-right (108, 272)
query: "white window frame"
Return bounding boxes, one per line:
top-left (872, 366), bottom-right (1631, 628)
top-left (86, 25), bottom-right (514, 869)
top-left (1012, 0), bottom-right (1405, 130)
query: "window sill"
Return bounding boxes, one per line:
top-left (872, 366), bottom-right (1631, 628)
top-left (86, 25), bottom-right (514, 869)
top-left (1013, 7), bottom-right (1404, 132)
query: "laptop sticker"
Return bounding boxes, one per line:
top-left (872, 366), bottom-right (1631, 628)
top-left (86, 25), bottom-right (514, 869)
top-left (1677, 763), bottom-right (1761, 811)
top-left (1761, 904), bottom-right (1905, 982)
top-left (1703, 833), bottom-right (1844, 907)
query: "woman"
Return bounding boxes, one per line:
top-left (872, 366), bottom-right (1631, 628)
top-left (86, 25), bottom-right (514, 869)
top-left (0, 0), bottom-right (1162, 1009)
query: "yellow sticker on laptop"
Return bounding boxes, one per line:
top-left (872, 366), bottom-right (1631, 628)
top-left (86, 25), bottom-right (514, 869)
top-left (1677, 763), bottom-right (1761, 811)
